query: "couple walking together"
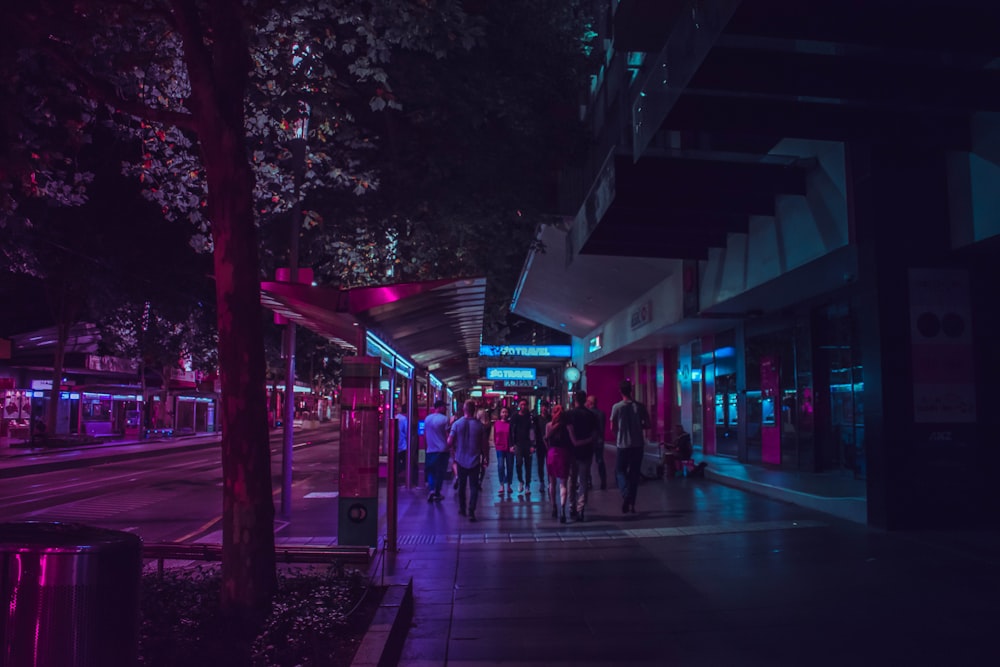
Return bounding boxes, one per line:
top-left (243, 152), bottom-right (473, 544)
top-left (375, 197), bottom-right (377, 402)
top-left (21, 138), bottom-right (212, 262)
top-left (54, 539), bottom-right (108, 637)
top-left (544, 381), bottom-right (647, 521)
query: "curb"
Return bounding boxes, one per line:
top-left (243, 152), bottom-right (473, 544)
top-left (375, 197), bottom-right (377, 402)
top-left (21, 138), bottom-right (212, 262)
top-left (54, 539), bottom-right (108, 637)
top-left (705, 468), bottom-right (868, 525)
top-left (350, 578), bottom-right (414, 667)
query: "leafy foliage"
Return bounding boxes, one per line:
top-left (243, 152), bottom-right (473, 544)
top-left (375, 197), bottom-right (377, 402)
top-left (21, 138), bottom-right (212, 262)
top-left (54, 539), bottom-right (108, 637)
top-left (300, 0), bottom-right (600, 337)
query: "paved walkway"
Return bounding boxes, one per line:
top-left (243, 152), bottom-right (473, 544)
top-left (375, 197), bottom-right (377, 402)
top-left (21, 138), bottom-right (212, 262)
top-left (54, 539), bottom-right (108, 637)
top-left (4, 431), bottom-right (998, 665)
top-left (380, 460), bottom-right (998, 666)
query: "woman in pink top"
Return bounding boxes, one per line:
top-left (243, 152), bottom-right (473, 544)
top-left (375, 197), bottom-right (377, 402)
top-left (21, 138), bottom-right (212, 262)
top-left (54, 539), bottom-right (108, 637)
top-left (492, 406), bottom-right (514, 496)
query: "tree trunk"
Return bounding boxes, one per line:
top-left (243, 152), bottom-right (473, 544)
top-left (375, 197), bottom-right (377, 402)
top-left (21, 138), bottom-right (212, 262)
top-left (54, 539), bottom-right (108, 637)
top-left (170, 0), bottom-right (276, 621)
top-left (202, 124), bottom-right (277, 616)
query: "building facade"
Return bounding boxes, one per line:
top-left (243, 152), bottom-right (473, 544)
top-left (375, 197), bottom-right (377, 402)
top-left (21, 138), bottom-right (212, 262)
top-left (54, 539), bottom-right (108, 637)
top-left (513, 0), bottom-right (1000, 529)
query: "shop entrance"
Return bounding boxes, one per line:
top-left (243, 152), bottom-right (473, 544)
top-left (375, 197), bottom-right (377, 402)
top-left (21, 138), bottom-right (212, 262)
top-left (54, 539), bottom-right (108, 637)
top-left (814, 303), bottom-right (865, 478)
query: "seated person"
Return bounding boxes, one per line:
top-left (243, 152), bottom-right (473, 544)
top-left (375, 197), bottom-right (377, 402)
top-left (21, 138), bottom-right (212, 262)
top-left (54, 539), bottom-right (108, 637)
top-left (663, 424), bottom-right (693, 477)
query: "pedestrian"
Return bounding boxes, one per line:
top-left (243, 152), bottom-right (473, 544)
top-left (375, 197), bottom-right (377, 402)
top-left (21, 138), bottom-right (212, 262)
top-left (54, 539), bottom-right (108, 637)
top-left (567, 390), bottom-right (600, 522)
top-left (510, 398), bottom-right (535, 494)
top-left (610, 380), bottom-right (650, 513)
top-left (394, 403), bottom-right (408, 479)
top-left (424, 399), bottom-right (450, 501)
top-left (448, 399), bottom-right (489, 522)
top-left (663, 423), bottom-right (693, 478)
top-left (544, 404), bottom-right (572, 523)
top-left (585, 395), bottom-right (607, 490)
top-left (533, 400), bottom-right (551, 493)
top-left (492, 405), bottom-right (515, 496)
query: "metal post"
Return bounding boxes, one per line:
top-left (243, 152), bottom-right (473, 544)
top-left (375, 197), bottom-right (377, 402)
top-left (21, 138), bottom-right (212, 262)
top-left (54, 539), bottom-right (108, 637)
top-left (280, 136), bottom-right (306, 520)
top-left (406, 379), bottom-right (416, 489)
top-left (385, 357), bottom-right (399, 552)
top-left (386, 358), bottom-right (398, 552)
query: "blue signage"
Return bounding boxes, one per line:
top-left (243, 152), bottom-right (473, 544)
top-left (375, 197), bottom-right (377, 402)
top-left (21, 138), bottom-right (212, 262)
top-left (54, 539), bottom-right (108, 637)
top-left (486, 367), bottom-right (537, 381)
top-left (479, 344), bottom-right (571, 358)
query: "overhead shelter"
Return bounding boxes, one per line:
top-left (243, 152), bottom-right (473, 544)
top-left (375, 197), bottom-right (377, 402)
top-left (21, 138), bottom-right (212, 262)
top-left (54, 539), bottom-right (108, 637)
top-left (260, 277), bottom-right (487, 391)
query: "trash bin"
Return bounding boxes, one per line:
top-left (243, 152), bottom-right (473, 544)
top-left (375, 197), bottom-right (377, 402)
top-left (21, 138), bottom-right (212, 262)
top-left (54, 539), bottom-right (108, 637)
top-left (0, 521), bottom-right (142, 667)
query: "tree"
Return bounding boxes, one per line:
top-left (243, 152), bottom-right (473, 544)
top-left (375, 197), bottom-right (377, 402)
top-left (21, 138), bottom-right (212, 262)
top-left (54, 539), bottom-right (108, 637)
top-left (4, 0), bottom-right (483, 631)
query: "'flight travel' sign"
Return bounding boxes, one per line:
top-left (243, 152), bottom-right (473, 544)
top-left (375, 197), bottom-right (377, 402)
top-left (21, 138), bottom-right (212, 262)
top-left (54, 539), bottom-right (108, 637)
top-left (485, 367), bottom-right (537, 381)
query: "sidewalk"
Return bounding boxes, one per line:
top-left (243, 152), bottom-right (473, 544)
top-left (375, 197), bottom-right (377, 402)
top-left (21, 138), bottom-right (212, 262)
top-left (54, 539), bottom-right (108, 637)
top-left (379, 457), bottom-right (998, 666)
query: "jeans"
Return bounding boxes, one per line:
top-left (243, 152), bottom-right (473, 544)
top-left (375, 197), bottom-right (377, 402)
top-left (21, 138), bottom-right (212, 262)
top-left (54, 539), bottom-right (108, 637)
top-left (425, 451), bottom-right (449, 495)
top-left (615, 446), bottom-right (643, 506)
top-left (496, 449), bottom-right (515, 486)
top-left (515, 445), bottom-right (533, 485)
top-left (456, 463), bottom-right (481, 515)
top-left (534, 443), bottom-right (547, 487)
top-left (569, 454), bottom-right (591, 513)
top-left (592, 442), bottom-right (607, 488)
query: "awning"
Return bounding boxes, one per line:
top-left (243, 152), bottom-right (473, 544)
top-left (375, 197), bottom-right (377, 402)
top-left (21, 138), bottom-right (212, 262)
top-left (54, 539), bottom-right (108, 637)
top-left (260, 277), bottom-right (487, 390)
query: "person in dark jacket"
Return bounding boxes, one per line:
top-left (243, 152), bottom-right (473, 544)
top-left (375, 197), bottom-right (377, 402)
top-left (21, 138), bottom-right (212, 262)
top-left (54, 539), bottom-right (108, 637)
top-left (664, 424), bottom-right (694, 478)
top-left (510, 398), bottom-right (535, 494)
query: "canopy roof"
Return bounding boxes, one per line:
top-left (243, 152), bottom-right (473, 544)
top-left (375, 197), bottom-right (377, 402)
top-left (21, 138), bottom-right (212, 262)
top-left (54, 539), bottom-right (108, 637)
top-left (260, 277), bottom-right (487, 390)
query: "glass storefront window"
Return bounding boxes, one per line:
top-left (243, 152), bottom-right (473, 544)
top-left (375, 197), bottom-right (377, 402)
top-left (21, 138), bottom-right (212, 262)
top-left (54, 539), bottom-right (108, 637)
top-left (82, 397), bottom-right (111, 422)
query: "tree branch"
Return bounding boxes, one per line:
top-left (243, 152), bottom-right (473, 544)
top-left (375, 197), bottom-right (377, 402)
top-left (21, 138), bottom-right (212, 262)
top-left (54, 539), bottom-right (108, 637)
top-left (39, 37), bottom-right (197, 131)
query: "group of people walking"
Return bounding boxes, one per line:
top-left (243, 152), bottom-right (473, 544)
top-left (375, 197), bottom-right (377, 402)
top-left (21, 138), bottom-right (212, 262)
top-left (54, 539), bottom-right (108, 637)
top-left (422, 380), bottom-right (652, 524)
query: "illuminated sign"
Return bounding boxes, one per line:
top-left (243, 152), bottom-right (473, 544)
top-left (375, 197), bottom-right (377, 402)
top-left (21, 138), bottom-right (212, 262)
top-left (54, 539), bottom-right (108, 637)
top-left (494, 378), bottom-right (546, 388)
top-left (588, 334), bottom-right (603, 353)
top-left (629, 301), bottom-right (652, 330)
top-left (486, 367), bottom-right (537, 381)
top-left (479, 344), bottom-right (571, 358)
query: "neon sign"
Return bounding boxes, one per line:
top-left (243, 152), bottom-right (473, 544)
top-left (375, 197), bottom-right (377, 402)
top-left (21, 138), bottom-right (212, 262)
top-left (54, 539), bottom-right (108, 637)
top-left (486, 367), bottom-right (537, 381)
top-left (479, 344), bottom-right (571, 358)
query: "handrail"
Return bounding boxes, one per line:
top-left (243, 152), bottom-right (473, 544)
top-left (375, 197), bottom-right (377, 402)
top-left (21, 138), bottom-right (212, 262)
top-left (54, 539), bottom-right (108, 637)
top-left (142, 542), bottom-right (374, 577)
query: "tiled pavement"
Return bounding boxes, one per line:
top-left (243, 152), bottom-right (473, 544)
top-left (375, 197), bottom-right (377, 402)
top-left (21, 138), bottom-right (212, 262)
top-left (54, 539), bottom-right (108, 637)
top-left (380, 465), bottom-right (999, 666)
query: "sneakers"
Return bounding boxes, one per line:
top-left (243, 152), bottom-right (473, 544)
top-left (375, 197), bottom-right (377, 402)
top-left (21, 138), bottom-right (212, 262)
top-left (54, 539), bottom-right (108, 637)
top-left (427, 493), bottom-right (435, 503)
top-left (518, 483), bottom-right (525, 492)
top-left (468, 511), bottom-right (477, 522)
top-left (507, 485), bottom-right (514, 495)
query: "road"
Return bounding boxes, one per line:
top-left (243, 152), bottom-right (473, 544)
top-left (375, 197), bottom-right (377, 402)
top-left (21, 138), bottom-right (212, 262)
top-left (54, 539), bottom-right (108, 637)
top-left (0, 430), bottom-right (342, 543)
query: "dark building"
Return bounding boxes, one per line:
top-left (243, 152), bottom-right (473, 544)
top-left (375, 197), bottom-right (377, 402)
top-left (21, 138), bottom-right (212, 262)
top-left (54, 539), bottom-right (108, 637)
top-left (513, 0), bottom-right (1000, 529)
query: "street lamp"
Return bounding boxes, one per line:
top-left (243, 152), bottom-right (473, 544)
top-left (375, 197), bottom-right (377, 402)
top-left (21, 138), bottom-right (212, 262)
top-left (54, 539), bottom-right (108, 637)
top-left (281, 101), bottom-right (310, 520)
top-left (563, 363), bottom-right (581, 404)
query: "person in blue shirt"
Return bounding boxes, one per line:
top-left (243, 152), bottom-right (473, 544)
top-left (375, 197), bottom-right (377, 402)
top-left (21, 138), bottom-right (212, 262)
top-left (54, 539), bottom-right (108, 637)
top-left (395, 404), bottom-right (408, 477)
